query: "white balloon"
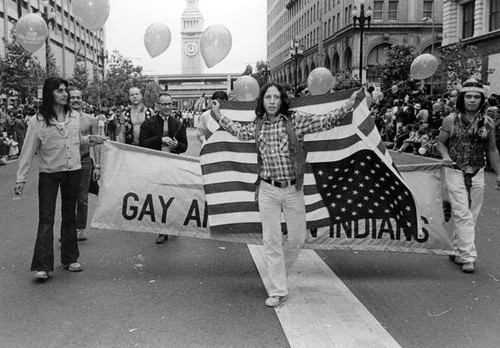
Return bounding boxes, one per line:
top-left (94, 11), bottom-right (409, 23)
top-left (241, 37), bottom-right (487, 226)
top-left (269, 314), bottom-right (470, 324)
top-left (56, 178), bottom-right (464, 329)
top-left (72, 0), bottom-right (110, 30)
top-left (144, 23), bottom-right (172, 58)
top-left (15, 14), bottom-right (48, 53)
top-left (200, 25), bottom-right (232, 68)
top-left (307, 67), bottom-right (334, 95)
top-left (233, 76), bottom-right (259, 101)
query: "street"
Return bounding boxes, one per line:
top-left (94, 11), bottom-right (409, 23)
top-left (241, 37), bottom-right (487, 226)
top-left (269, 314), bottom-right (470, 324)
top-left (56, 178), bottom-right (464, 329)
top-left (1, 129), bottom-right (500, 347)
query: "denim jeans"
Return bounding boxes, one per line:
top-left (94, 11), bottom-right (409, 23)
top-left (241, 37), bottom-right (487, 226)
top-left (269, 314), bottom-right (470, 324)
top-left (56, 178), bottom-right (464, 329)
top-left (76, 155), bottom-right (92, 230)
top-left (444, 167), bottom-right (485, 263)
top-left (258, 181), bottom-right (306, 297)
top-left (31, 170), bottom-right (81, 271)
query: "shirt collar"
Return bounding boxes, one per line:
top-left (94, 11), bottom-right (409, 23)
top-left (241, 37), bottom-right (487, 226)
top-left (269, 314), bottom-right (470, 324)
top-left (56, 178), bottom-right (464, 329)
top-left (263, 113), bottom-right (288, 124)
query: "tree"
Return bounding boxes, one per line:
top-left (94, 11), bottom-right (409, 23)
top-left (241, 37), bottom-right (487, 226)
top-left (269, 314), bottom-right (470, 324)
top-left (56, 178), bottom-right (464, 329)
top-left (437, 41), bottom-right (491, 92)
top-left (0, 38), bottom-right (44, 103)
top-left (242, 64), bottom-right (253, 76)
top-left (252, 60), bottom-right (269, 87)
top-left (69, 51), bottom-right (89, 90)
top-left (370, 43), bottom-right (418, 96)
top-left (333, 69), bottom-right (361, 91)
top-left (101, 50), bottom-right (143, 106)
top-left (142, 81), bottom-right (162, 108)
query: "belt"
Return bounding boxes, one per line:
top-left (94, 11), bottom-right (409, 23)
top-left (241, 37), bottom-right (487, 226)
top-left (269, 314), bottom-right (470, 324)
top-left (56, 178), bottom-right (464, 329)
top-left (261, 178), bottom-right (296, 188)
top-left (81, 152), bottom-right (90, 159)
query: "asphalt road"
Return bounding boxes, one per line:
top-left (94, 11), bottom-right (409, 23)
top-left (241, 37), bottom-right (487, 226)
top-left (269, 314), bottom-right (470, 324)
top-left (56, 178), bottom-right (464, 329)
top-left (1, 129), bottom-right (500, 347)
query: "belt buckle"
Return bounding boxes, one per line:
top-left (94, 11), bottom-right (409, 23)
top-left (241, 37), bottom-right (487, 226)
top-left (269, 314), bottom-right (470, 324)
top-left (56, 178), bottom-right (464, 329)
top-left (278, 180), bottom-right (288, 188)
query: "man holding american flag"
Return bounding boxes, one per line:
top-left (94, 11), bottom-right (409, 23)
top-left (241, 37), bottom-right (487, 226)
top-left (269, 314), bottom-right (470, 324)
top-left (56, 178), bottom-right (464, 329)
top-left (211, 83), bottom-right (356, 307)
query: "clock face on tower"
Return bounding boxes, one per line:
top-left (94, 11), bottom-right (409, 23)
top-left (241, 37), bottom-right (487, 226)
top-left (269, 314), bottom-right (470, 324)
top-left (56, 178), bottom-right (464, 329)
top-left (185, 43), bottom-right (199, 57)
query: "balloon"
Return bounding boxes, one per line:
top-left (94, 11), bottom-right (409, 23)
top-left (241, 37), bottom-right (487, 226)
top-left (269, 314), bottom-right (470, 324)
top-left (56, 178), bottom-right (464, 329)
top-left (307, 67), bottom-right (334, 95)
top-left (200, 25), bottom-right (232, 68)
top-left (391, 85), bottom-right (398, 94)
top-left (15, 14), bottom-right (48, 53)
top-left (233, 76), bottom-right (259, 101)
top-left (144, 23), bottom-right (171, 58)
top-left (410, 53), bottom-right (439, 80)
top-left (72, 0), bottom-right (110, 30)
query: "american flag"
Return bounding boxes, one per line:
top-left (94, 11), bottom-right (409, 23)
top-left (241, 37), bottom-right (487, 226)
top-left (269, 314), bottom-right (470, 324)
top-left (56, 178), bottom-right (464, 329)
top-left (200, 89), bottom-right (421, 245)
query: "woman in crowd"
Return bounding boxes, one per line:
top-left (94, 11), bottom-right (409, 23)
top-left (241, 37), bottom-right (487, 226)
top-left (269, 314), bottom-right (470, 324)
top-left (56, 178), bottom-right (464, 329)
top-left (14, 77), bottom-right (104, 280)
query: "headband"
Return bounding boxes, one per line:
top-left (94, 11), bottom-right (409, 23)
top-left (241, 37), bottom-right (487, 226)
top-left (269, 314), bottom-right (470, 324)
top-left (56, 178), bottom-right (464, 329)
top-left (461, 86), bottom-right (484, 94)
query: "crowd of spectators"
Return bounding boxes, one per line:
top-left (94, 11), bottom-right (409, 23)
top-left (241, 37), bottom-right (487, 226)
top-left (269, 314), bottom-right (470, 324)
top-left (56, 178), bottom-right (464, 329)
top-left (369, 90), bottom-right (500, 158)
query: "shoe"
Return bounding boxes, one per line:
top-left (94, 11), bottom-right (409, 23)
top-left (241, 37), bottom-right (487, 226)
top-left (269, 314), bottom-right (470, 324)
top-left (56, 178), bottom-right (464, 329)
top-left (462, 262), bottom-right (475, 273)
top-left (77, 230), bottom-right (88, 241)
top-left (156, 234), bottom-right (168, 244)
top-left (448, 255), bottom-right (463, 265)
top-left (61, 262), bottom-right (83, 272)
top-left (34, 271), bottom-right (49, 280)
top-left (265, 295), bottom-right (287, 307)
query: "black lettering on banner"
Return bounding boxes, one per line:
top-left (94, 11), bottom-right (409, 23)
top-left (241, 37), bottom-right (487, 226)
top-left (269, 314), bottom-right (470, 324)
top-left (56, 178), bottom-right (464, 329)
top-left (122, 192), bottom-right (139, 220)
top-left (377, 218), bottom-right (395, 240)
top-left (159, 196), bottom-right (175, 223)
top-left (202, 201), bottom-right (208, 228)
top-left (184, 199), bottom-right (202, 227)
top-left (138, 194), bottom-right (156, 222)
top-left (330, 217), bottom-right (430, 244)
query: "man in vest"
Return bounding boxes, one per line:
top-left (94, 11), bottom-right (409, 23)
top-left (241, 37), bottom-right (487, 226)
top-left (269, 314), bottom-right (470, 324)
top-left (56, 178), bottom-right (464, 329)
top-left (438, 79), bottom-right (500, 273)
top-left (139, 93), bottom-right (188, 244)
top-left (118, 87), bottom-right (153, 145)
top-left (211, 82), bottom-right (355, 307)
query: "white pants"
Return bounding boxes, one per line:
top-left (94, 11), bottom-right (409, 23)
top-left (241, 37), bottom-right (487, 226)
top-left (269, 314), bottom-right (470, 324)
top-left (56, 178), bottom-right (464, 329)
top-left (258, 181), bottom-right (306, 297)
top-left (444, 167), bottom-right (485, 263)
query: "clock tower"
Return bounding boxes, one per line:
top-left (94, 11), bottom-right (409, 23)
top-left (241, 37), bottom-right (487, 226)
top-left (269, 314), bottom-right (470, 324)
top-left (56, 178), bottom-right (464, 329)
top-left (181, 0), bottom-right (204, 74)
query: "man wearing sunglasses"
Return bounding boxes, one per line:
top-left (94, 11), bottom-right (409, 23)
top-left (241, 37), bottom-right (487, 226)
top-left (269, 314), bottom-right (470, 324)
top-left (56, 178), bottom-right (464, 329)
top-left (139, 92), bottom-right (188, 244)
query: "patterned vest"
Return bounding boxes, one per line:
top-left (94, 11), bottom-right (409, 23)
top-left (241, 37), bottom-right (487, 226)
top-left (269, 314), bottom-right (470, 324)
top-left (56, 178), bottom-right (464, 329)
top-left (449, 114), bottom-right (490, 174)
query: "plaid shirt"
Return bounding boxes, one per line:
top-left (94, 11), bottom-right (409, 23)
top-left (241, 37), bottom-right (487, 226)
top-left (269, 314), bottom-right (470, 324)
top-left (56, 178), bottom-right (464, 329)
top-left (220, 108), bottom-right (346, 181)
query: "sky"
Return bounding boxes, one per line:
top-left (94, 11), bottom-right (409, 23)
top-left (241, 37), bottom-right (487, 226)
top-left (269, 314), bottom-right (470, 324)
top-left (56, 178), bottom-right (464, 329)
top-left (105, 0), bottom-right (267, 76)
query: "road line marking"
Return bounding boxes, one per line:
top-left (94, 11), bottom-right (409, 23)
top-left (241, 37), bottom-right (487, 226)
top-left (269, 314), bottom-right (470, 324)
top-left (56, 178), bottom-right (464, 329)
top-left (248, 245), bottom-right (401, 348)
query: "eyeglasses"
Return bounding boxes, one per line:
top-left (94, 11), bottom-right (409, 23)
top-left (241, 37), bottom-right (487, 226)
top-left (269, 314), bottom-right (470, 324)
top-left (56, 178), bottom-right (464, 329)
top-left (157, 102), bottom-right (173, 106)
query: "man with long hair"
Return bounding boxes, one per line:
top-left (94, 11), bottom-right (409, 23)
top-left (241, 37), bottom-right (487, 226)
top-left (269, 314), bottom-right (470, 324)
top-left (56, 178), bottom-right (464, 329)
top-left (438, 79), bottom-right (500, 273)
top-left (212, 82), bottom-right (355, 307)
top-left (14, 77), bottom-right (104, 280)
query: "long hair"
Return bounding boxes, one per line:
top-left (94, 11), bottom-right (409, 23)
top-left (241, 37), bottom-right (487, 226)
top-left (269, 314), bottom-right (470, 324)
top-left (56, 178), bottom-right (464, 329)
top-left (255, 82), bottom-right (291, 119)
top-left (38, 77), bottom-right (70, 126)
top-left (456, 80), bottom-right (487, 115)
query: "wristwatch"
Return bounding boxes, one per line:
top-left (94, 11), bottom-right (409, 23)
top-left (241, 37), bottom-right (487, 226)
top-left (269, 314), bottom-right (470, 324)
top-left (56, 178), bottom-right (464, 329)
top-left (94, 164), bottom-right (101, 169)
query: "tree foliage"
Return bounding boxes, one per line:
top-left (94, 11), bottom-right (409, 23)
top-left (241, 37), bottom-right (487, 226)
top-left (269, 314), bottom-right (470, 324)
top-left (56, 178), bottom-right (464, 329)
top-left (69, 51), bottom-right (89, 91)
top-left (0, 38), bottom-right (44, 103)
top-left (437, 41), bottom-right (489, 92)
top-left (333, 69), bottom-right (361, 91)
top-left (252, 60), bottom-right (270, 87)
top-left (101, 50), bottom-right (143, 106)
top-left (142, 81), bottom-right (162, 108)
top-left (242, 64), bottom-right (253, 76)
top-left (370, 43), bottom-right (418, 95)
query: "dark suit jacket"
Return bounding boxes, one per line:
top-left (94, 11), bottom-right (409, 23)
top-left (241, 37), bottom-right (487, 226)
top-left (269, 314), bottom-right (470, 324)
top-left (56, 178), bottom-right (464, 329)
top-left (138, 114), bottom-right (187, 154)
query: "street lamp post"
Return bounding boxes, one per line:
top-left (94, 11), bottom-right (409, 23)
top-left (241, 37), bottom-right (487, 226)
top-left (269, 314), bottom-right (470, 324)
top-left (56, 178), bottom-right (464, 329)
top-left (96, 47), bottom-right (108, 108)
top-left (290, 39), bottom-right (303, 94)
top-left (422, 16), bottom-right (435, 96)
top-left (264, 61), bottom-right (270, 84)
top-left (352, 1), bottom-right (373, 85)
top-left (41, 1), bottom-right (56, 74)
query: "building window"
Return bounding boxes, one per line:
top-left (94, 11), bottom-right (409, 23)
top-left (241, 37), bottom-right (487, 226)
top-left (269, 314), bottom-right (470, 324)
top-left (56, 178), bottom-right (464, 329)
top-left (462, 1), bottom-right (475, 39)
top-left (373, 1), bottom-right (383, 20)
top-left (423, 1), bottom-right (433, 19)
top-left (388, 1), bottom-right (398, 20)
top-left (490, 0), bottom-right (500, 31)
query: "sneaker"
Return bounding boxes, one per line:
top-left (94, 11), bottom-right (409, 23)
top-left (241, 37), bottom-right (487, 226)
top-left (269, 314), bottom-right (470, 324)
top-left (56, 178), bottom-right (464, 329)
top-left (61, 262), bottom-right (83, 272)
top-left (462, 262), bottom-right (475, 273)
top-left (156, 234), bottom-right (168, 244)
top-left (265, 295), bottom-right (287, 307)
top-left (77, 230), bottom-right (88, 241)
top-left (34, 271), bottom-right (49, 280)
